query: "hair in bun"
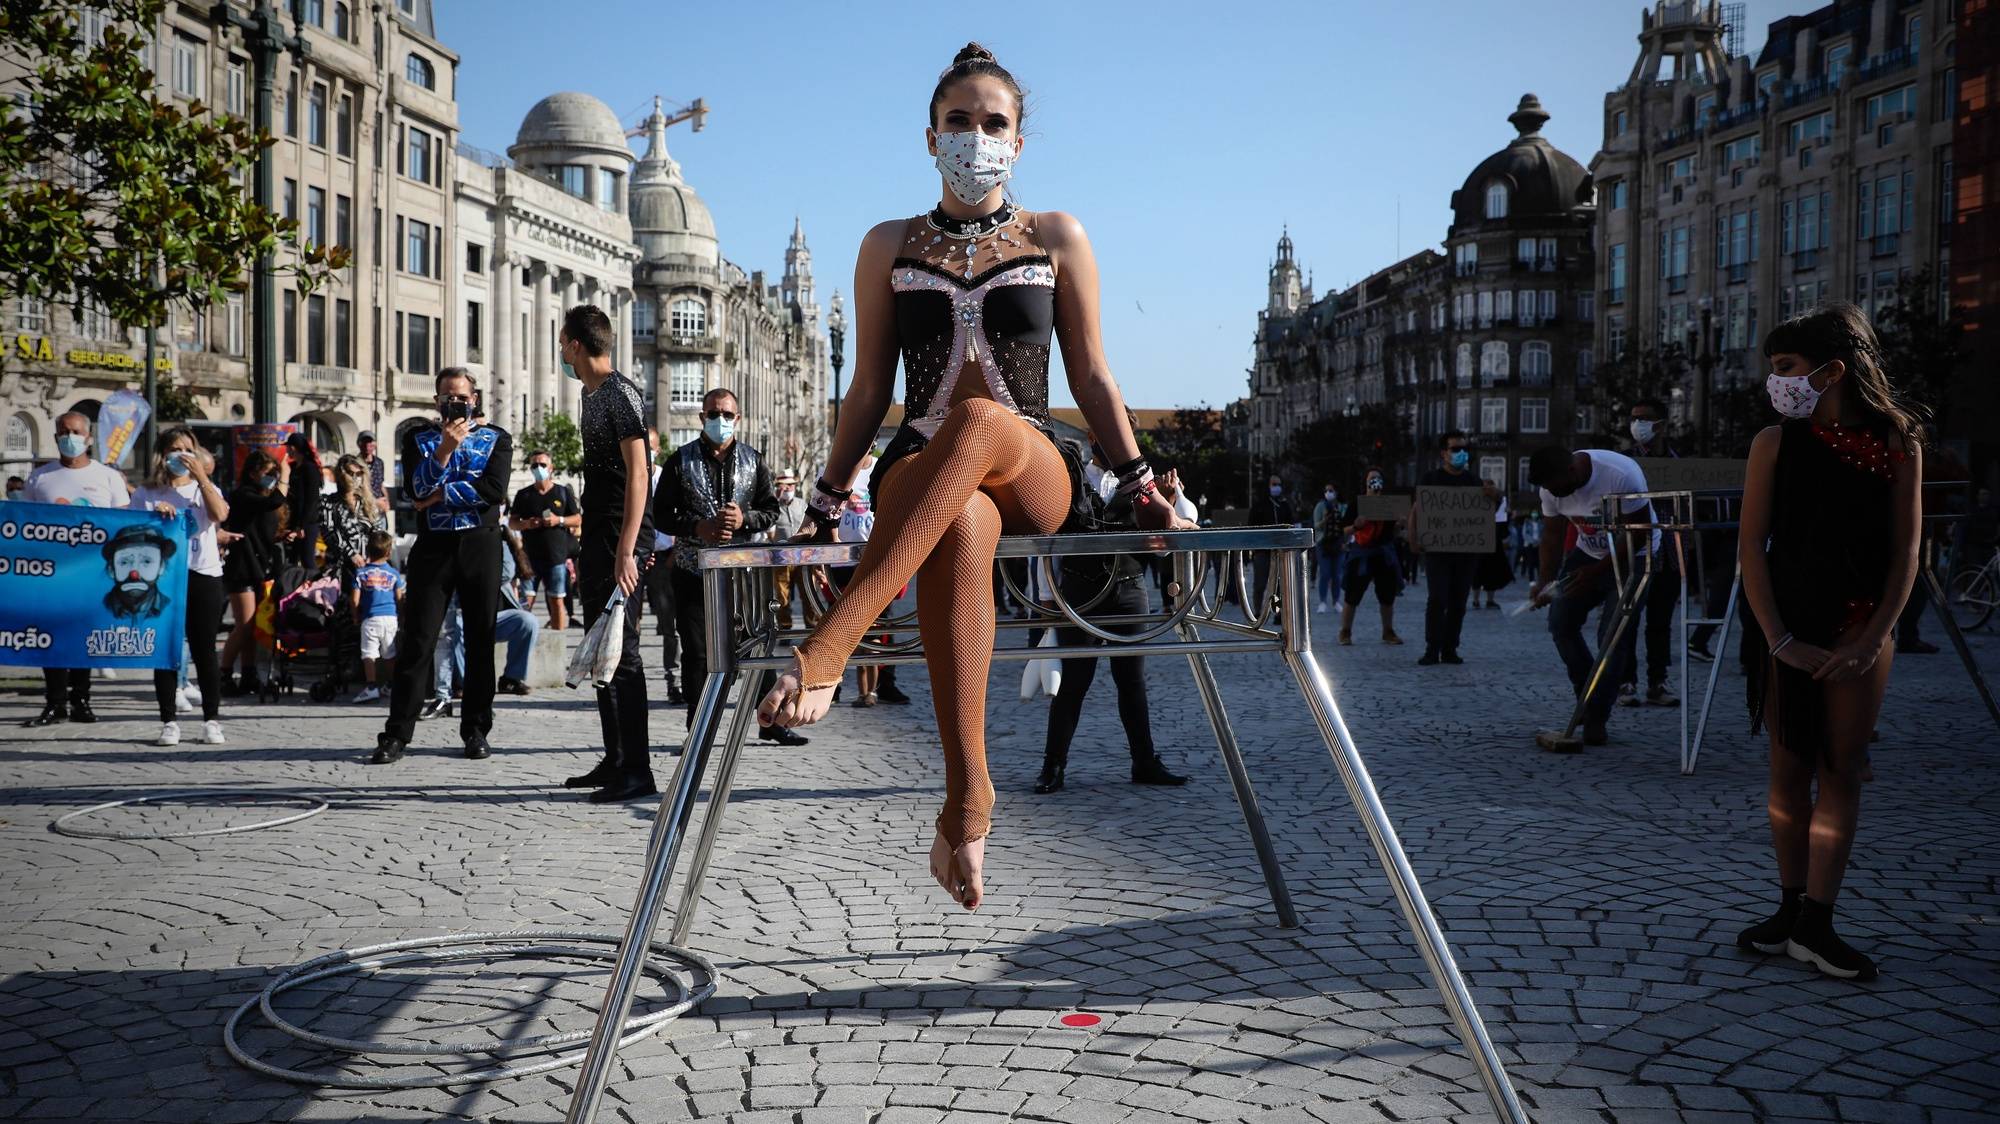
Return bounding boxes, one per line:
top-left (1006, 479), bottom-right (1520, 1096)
top-left (930, 41), bottom-right (1026, 129)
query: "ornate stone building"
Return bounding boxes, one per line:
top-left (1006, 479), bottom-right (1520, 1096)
top-left (3, 0), bottom-right (463, 469)
top-left (1591, 0), bottom-right (1955, 448)
top-left (627, 100), bottom-right (829, 474)
top-left (1244, 95), bottom-right (1596, 495)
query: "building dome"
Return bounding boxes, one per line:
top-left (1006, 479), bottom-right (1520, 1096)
top-left (510, 92), bottom-right (631, 160)
top-left (629, 96), bottom-right (719, 267)
top-left (1450, 94), bottom-right (1592, 232)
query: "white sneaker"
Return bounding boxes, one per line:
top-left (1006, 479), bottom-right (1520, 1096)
top-left (1315, 601), bottom-right (1330, 613)
top-left (201, 721), bottom-right (225, 745)
top-left (353, 686), bottom-right (381, 703)
top-left (157, 721), bottom-right (181, 746)
top-left (175, 687), bottom-right (196, 715)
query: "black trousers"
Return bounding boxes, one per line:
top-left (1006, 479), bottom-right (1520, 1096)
top-left (580, 543), bottom-right (651, 779)
top-left (645, 555), bottom-right (679, 679)
top-left (1043, 576), bottom-right (1154, 765)
top-left (155, 571), bottom-right (224, 722)
top-left (668, 567), bottom-right (709, 719)
top-left (1423, 553), bottom-right (1478, 654)
top-left (42, 667), bottom-right (90, 707)
top-left (1620, 545), bottom-right (1680, 689)
top-left (384, 528), bottom-right (501, 743)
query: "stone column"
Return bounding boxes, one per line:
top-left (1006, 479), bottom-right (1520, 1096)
top-left (530, 261), bottom-right (553, 426)
top-left (559, 272), bottom-right (581, 417)
top-left (490, 253), bottom-right (516, 432)
top-left (617, 289), bottom-right (635, 379)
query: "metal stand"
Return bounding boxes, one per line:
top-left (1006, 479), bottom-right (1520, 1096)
top-left (561, 528), bottom-right (1525, 1124)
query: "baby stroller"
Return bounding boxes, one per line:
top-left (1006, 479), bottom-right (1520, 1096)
top-left (261, 563), bottom-right (356, 703)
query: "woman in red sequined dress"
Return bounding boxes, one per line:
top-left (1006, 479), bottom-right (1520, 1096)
top-left (1734, 302), bottom-right (1923, 981)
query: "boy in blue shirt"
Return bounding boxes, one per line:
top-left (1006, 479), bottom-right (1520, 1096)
top-left (352, 531), bottom-right (405, 703)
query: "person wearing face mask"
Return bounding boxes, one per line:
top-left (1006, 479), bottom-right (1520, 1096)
top-left (509, 448), bottom-right (581, 632)
top-left (653, 386), bottom-right (802, 746)
top-left (1409, 431), bottom-right (1483, 666)
top-left (1526, 442), bottom-right (1661, 748)
top-left (641, 427), bottom-right (688, 706)
top-left (219, 449), bottom-right (288, 694)
top-left (1310, 482), bottom-right (1346, 613)
top-left (556, 305), bottom-right (663, 803)
top-left (753, 42), bottom-right (1196, 913)
top-left (1727, 303), bottom-right (1924, 982)
top-left (767, 472), bottom-right (808, 632)
top-left (280, 432), bottom-right (323, 570)
top-left (19, 411), bottom-right (129, 727)
top-left (130, 428), bottom-right (230, 747)
top-left (1611, 396), bottom-right (1683, 706)
top-left (1336, 467), bottom-right (1403, 646)
top-left (320, 454), bottom-right (378, 586)
top-left (4, 475), bottom-right (23, 500)
top-left (372, 367), bottom-right (513, 766)
top-left (357, 432), bottom-right (391, 524)
top-left (1247, 475), bottom-right (1298, 611)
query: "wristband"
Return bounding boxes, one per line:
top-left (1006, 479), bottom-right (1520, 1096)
top-left (807, 489), bottom-right (845, 523)
top-left (1113, 463), bottom-right (1156, 499)
top-left (813, 475), bottom-right (851, 500)
top-left (1108, 454), bottom-right (1147, 478)
top-left (1770, 632), bottom-right (1794, 656)
top-left (803, 503), bottom-right (839, 529)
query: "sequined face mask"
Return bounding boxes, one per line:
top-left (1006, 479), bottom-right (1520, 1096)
top-left (932, 128), bottom-right (1016, 207)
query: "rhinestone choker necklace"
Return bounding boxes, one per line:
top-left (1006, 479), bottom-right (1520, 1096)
top-left (926, 202), bottom-right (1016, 239)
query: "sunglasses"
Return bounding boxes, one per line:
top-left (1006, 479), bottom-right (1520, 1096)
top-left (704, 409), bottom-right (737, 421)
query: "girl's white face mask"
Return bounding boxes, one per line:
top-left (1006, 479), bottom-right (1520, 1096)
top-left (932, 129), bottom-right (1016, 206)
top-left (1766, 362), bottom-right (1830, 418)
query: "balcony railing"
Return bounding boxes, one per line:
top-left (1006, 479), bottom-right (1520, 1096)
top-left (284, 362), bottom-right (358, 396)
top-left (1858, 45), bottom-right (1917, 83)
top-left (1792, 248), bottom-right (1821, 271)
top-left (1781, 76), bottom-right (1836, 109)
top-left (1726, 263), bottom-right (1750, 284)
top-left (1666, 275), bottom-right (1689, 294)
top-left (662, 332), bottom-right (721, 354)
top-left (1872, 232), bottom-right (1901, 256)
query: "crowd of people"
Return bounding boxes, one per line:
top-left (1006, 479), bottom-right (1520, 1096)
top-left (0, 28), bottom-right (1977, 978)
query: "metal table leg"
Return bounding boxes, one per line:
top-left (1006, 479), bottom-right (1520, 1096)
top-left (1925, 563), bottom-right (2000, 730)
top-left (1178, 623), bottom-right (1300, 929)
top-left (1685, 568), bottom-right (1740, 776)
top-left (667, 664), bottom-right (766, 946)
top-left (1283, 648), bottom-right (1526, 1123)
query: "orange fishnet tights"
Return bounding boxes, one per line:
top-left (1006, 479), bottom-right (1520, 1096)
top-left (794, 398), bottom-right (1069, 846)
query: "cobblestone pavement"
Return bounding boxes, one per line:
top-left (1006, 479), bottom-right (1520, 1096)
top-left (1, 581), bottom-right (1996, 1124)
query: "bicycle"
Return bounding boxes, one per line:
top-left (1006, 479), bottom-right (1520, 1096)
top-left (1948, 544), bottom-right (1999, 631)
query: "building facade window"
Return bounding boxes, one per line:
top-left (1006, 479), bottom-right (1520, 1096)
top-left (282, 177), bottom-right (296, 220)
top-left (1455, 342), bottom-right (1473, 387)
top-left (632, 299), bottom-right (656, 340)
top-left (406, 126), bottom-right (432, 184)
top-left (1481, 398), bottom-right (1507, 434)
top-left (306, 293), bottom-right (326, 365)
top-left (404, 219), bottom-right (432, 277)
top-left (405, 53), bottom-right (435, 89)
top-left (1521, 341), bottom-right (1551, 385)
top-left (171, 35), bottom-right (202, 98)
top-left (598, 168), bottom-right (617, 211)
top-left (333, 1), bottom-right (350, 39)
top-left (466, 300), bottom-right (482, 359)
top-left (225, 295), bottom-right (243, 355)
top-left (669, 358), bottom-right (704, 406)
top-left (670, 297), bottom-right (706, 339)
top-left (307, 82), bottom-right (326, 147)
top-left (336, 93), bottom-right (353, 157)
top-left (226, 60), bottom-right (245, 117)
top-left (558, 165), bottom-right (587, 197)
top-left (334, 298), bottom-right (351, 368)
top-left (1455, 397), bottom-right (1473, 432)
top-left (335, 193), bottom-right (351, 250)
top-left (282, 290), bottom-right (297, 363)
top-left (1520, 397), bottom-right (1549, 433)
top-left (1576, 347), bottom-right (1595, 383)
top-left (1479, 341), bottom-right (1509, 385)
top-left (1454, 242), bottom-right (1477, 276)
top-left (1484, 182), bottom-right (1508, 219)
top-left (284, 75), bottom-right (297, 136)
top-left (465, 242), bottom-right (484, 274)
top-left (1608, 243), bottom-right (1626, 304)
top-left (406, 314), bottom-right (432, 375)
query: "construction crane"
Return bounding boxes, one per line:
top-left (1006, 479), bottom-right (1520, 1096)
top-left (627, 95), bottom-right (709, 139)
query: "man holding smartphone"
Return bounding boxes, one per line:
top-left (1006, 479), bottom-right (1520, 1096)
top-left (373, 367), bottom-right (513, 765)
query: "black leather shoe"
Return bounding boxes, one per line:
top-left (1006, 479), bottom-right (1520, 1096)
top-left (760, 725), bottom-right (810, 747)
top-left (463, 733), bottom-right (491, 760)
top-left (1033, 762), bottom-right (1066, 794)
top-left (589, 774), bottom-right (659, 804)
top-left (1131, 756), bottom-right (1189, 786)
top-left (496, 677), bottom-right (531, 696)
top-left (418, 698), bottom-right (447, 721)
top-left (565, 761), bottom-right (620, 789)
top-left (1416, 651), bottom-right (1440, 666)
top-left (1440, 651), bottom-right (1464, 665)
top-left (876, 682), bottom-right (912, 705)
top-left (665, 679), bottom-right (687, 706)
top-left (1582, 722), bottom-right (1609, 747)
top-left (370, 735), bottom-right (406, 764)
top-left (68, 699), bottom-right (97, 723)
top-left (25, 705), bottom-right (65, 728)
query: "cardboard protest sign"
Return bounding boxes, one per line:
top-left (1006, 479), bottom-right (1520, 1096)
top-left (1413, 486), bottom-right (1495, 553)
top-left (1356, 495), bottom-right (1412, 522)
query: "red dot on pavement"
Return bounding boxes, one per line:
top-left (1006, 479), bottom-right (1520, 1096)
top-left (1059, 1013), bottom-right (1101, 1028)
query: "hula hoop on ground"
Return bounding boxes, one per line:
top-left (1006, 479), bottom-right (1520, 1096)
top-left (222, 930), bottom-right (718, 1089)
top-left (52, 790), bottom-right (332, 840)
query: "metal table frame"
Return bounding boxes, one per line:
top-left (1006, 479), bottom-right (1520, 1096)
top-left (563, 527), bottom-right (1527, 1124)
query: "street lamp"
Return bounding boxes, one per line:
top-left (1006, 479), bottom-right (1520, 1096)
top-left (1686, 300), bottom-right (1717, 456)
top-left (827, 290), bottom-right (846, 431)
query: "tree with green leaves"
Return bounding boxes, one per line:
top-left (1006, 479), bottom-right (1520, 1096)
top-left (0, 0), bottom-right (345, 373)
top-left (1283, 403), bottom-right (1408, 499)
top-left (1872, 267), bottom-right (1962, 418)
top-left (518, 414), bottom-right (583, 476)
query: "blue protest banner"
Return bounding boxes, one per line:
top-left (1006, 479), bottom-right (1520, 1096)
top-left (0, 501), bottom-right (190, 669)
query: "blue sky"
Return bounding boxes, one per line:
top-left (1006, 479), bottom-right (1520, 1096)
top-left (440, 0), bottom-right (1802, 412)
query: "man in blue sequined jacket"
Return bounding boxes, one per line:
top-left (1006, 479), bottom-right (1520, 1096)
top-left (372, 367), bottom-right (514, 765)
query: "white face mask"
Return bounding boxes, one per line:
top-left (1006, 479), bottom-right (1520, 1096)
top-left (1629, 419), bottom-right (1658, 445)
top-left (703, 415), bottom-right (735, 445)
top-left (56, 433), bottom-right (89, 459)
top-left (932, 129), bottom-right (1016, 206)
top-left (530, 465), bottom-right (551, 483)
top-left (1766, 362), bottom-right (1829, 419)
